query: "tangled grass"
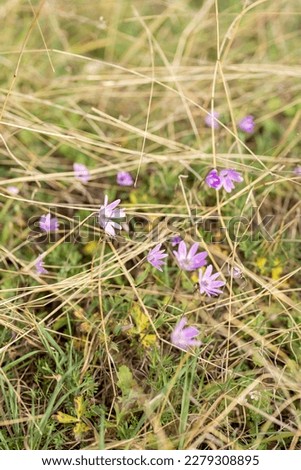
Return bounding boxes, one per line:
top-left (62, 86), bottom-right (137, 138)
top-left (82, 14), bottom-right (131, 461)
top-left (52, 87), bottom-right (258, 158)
top-left (0, 0), bottom-right (301, 450)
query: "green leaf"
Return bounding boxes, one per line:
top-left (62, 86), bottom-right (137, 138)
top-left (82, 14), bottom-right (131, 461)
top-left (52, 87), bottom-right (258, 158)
top-left (117, 365), bottom-right (136, 397)
top-left (55, 412), bottom-right (78, 424)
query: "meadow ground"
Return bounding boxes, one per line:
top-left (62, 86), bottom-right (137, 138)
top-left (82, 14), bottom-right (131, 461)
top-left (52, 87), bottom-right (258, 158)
top-left (0, 0), bottom-right (301, 450)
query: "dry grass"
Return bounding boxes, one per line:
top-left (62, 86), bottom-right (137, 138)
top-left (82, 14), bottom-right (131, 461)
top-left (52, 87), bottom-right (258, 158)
top-left (0, 0), bottom-right (301, 450)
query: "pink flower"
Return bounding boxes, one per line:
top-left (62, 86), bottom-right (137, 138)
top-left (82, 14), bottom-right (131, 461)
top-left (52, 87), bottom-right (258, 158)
top-left (117, 171), bottom-right (134, 186)
top-left (171, 235), bottom-right (182, 247)
top-left (7, 186), bottom-right (19, 195)
top-left (173, 241), bottom-right (208, 271)
top-left (73, 163), bottom-right (90, 183)
top-left (205, 169), bottom-right (221, 189)
top-left (238, 115), bottom-right (255, 133)
top-left (219, 169), bottom-right (243, 193)
top-left (99, 195), bottom-right (126, 237)
top-left (35, 256), bottom-right (48, 275)
top-left (198, 265), bottom-right (225, 297)
top-left (227, 265), bottom-right (242, 279)
top-left (294, 166), bottom-right (301, 176)
top-left (39, 214), bottom-right (59, 232)
top-left (147, 243), bottom-right (168, 271)
top-left (205, 168), bottom-right (243, 192)
top-left (205, 111), bottom-right (220, 129)
top-left (170, 317), bottom-right (202, 350)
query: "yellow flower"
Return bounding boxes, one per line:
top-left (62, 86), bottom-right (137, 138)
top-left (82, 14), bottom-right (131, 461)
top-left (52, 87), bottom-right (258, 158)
top-left (271, 258), bottom-right (283, 280)
top-left (82, 240), bottom-right (98, 256)
top-left (256, 257), bottom-right (267, 274)
top-left (129, 304), bottom-right (156, 348)
top-left (131, 304), bottom-right (149, 334)
top-left (140, 334), bottom-right (157, 348)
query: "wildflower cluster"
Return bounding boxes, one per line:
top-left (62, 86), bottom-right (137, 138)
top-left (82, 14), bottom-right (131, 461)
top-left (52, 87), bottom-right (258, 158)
top-left (29, 153), bottom-right (245, 352)
top-left (147, 240), bottom-right (225, 298)
top-left (33, 166), bottom-right (134, 274)
top-left (205, 111), bottom-right (255, 134)
top-left (34, 214), bottom-right (59, 274)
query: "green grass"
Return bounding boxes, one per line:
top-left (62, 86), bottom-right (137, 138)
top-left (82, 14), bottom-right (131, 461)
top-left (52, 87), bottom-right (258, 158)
top-left (0, 0), bottom-right (301, 450)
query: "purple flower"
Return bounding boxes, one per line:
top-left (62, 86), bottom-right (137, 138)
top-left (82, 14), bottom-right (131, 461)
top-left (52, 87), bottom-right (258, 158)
top-left (73, 163), bottom-right (90, 183)
top-left (173, 241), bottom-right (208, 271)
top-left (294, 166), bottom-right (301, 175)
top-left (198, 264), bottom-right (225, 297)
top-left (170, 317), bottom-right (202, 350)
top-left (35, 256), bottom-right (48, 275)
top-left (117, 171), bottom-right (134, 187)
top-left (205, 169), bottom-right (222, 189)
top-left (205, 168), bottom-right (243, 192)
top-left (238, 115), bottom-right (255, 133)
top-left (219, 169), bottom-right (243, 193)
top-left (147, 243), bottom-right (168, 271)
top-left (205, 111), bottom-right (220, 129)
top-left (99, 195), bottom-right (126, 237)
top-left (39, 214), bottom-right (59, 232)
top-left (171, 235), bottom-right (182, 247)
top-left (227, 265), bottom-right (242, 279)
top-left (7, 186), bottom-right (19, 195)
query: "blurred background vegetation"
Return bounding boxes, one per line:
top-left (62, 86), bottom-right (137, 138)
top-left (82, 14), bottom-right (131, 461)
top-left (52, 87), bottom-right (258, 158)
top-left (0, 0), bottom-right (301, 450)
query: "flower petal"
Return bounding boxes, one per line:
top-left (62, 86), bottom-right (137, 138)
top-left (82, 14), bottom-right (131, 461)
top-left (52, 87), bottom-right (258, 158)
top-left (178, 240), bottom-right (187, 259)
top-left (188, 242), bottom-right (199, 259)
